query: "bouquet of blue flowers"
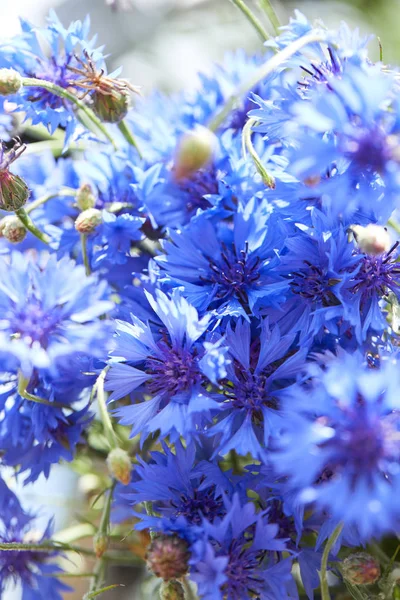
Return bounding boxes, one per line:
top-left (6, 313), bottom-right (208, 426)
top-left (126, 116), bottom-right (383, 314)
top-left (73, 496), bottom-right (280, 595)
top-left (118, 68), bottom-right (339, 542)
top-left (1, 2), bottom-right (400, 599)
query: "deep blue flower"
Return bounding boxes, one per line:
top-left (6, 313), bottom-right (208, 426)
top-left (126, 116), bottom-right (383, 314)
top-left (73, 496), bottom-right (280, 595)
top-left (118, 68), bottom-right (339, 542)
top-left (157, 198), bottom-right (286, 317)
top-left (265, 210), bottom-right (359, 339)
top-left (190, 494), bottom-right (294, 600)
top-left (0, 252), bottom-right (113, 377)
top-left (123, 441), bottom-right (235, 530)
top-left (106, 290), bottom-right (228, 442)
top-left (271, 352), bottom-right (400, 540)
top-left (286, 63), bottom-right (400, 221)
top-left (0, 516), bottom-right (68, 600)
top-left (209, 318), bottom-right (307, 460)
top-left (0, 11), bottom-right (104, 144)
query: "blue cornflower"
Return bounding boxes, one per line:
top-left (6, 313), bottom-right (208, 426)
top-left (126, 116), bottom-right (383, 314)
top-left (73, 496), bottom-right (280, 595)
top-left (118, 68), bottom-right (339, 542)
top-left (91, 210), bottom-right (145, 267)
top-left (0, 516), bottom-right (68, 600)
top-left (209, 318), bottom-right (307, 460)
top-left (344, 241), bottom-right (400, 342)
top-left (272, 352), bottom-right (400, 540)
top-left (106, 290), bottom-right (228, 442)
top-left (156, 199), bottom-right (286, 317)
top-left (286, 63), bottom-right (400, 221)
top-left (191, 494), bottom-right (294, 600)
top-left (266, 210), bottom-right (359, 338)
top-left (0, 252), bottom-right (113, 377)
top-left (124, 441), bottom-right (234, 529)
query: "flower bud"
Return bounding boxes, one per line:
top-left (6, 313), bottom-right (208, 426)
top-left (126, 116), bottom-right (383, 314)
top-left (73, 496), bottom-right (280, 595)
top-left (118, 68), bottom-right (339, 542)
top-left (147, 535), bottom-right (190, 581)
top-left (351, 224), bottom-right (391, 256)
top-left (0, 68), bottom-right (22, 96)
top-left (93, 531), bottom-right (108, 558)
top-left (342, 552), bottom-right (380, 585)
top-left (75, 208), bottom-right (102, 234)
top-left (0, 171), bottom-right (29, 212)
top-left (106, 447), bottom-right (132, 486)
top-left (76, 183), bottom-right (96, 211)
top-left (92, 90), bottom-right (129, 123)
top-left (174, 126), bottom-right (217, 181)
top-left (0, 215), bottom-right (26, 243)
top-left (160, 580), bottom-right (185, 600)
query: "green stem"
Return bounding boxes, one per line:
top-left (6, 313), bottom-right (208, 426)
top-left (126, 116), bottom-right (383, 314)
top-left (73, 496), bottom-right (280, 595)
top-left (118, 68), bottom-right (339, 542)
top-left (85, 584), bottom-right (123, 599)
top-left (230, 0), bottom-right (270, 41)
top-left (89, 482), bottom-right (117, 594)
top-left (22, 77), bottom-right (119, 150)
top-left (81, 233), bottom-right (91, 276)
top-left (96, 367), bottom-right (119, 450)
top-left (15, 207), bottom-right (50, 245)
top-left (320, 522), bottom-right (344, 600)
top-left (47, 572), bottom-right (95, 578)
top-left (181, 576), bottom-right (197, 600)
top-left (26, 188), bottom-right (77, 214)
top-left (117, 120), bottom-right (143, 158)
top-left (24, 139), bottom-right (85, 157)
top-left (18, 372), bottom-right (67, 409)
top-left (0, 541), bottom-right (95, 556)
top-left (208, 30), bottom-right (326, 132)
top-left (388, 218), bottom-right (400, 234)
top-left (258, 0), bottom-right (280, 34)
top-left (242, 117), bottom-right (275, 188)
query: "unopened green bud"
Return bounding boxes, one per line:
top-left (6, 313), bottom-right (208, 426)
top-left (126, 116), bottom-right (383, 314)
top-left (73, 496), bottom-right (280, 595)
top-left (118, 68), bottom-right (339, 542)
top-left (351, 224), bottom-right (391, 256)
top-left (0, 171), bottom-right (29, 211)
top-left (107, 447), bottom-right (132, 486)
top-left (75, 208), bottom-right (102, 234)
top-left (93, 531), bottom-right (108, 558)
top-left (160, 580), bottom-right (185, 600)
top-left (147, 535), bottom-right (190, 581)
top-left (93, 90), bottom-right (129, 123)
top-left (76, 183), bottom-right (96, 211)
top-left (0, 68), bottom-right (22, 96)
top-left (342, 552), bottom-right (380, 585)
top-left (174, 126), bottom-right (217, 180)
top-left (0, 215), bottom-right (26, 243)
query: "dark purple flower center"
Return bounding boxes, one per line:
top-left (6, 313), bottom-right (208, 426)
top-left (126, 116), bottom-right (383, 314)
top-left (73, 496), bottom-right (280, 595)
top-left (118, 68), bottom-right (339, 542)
top-left (146, 342), bottom-right (201, 397)
top-left (177, 165), bottom-right (218, 218)
top-left (343, 126), bottom-right (392, 174)
top-left (9, 299), bottom-right (63, 347)
top-left (318, 408), bottom-right (400, 482)
top-left (171, 485), bottom-right (224, 525)
top-left (290, 261), bottom-right (340, 306)
top-left (208, 243), bottom-right (261, 301)
top-left (351, 243), bottom-right (400, 301)
top-left (223, 541), bottom-right (264, 599)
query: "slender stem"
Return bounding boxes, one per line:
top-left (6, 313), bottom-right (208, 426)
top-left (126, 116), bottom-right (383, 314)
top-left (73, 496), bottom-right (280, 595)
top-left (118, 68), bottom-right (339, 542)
top-left (81, 233), bottom-right (91, 276)
top-left (181, 576), bottom-right (197, 600)
top-left (15, 207), bottom-right (50, 245)
top-left (96, 367), bottom-right (119, 450)
top-left (258, 0), bottom-right (280, 34)
top-left (117, 120), bottom-right (143, 158)
top-left (47, 572), bottom-right (95, 578)
top-left (320, 522), bottom-right (343, 600)
top-left (242, 117), bottom-right (275, 188)
top-left (230, 0), bottom-right (270, 41)
top-left (22, 77), bottom-right (119, 150)
top-left (26, 188), bottom-right (77, 214)
top-left (18, 372), bottom-right (67, 409)
top-left (0, 541), bottom-right (95, 556)
top-left (208, 30), bottom-right (326, 132)
top-left (85, 584), bottom-right (123, 599)
top-left (388, 218), bottom-right (400, 234)
top-left (89, 481), bottom-right (117, 594)
top-left (24, 139), bottom-right (85, 157)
